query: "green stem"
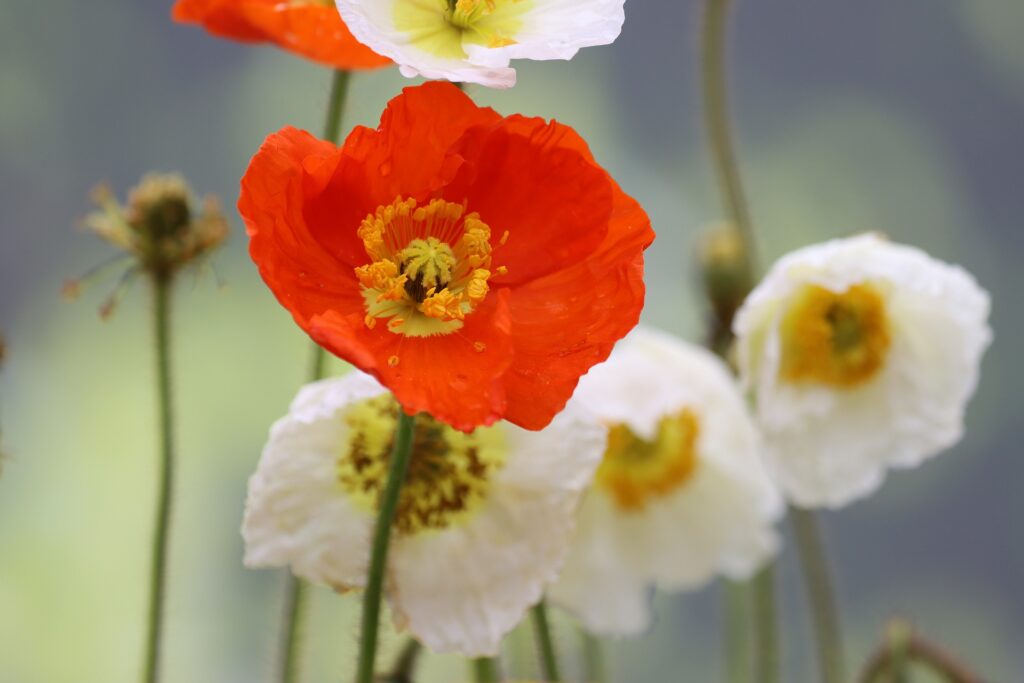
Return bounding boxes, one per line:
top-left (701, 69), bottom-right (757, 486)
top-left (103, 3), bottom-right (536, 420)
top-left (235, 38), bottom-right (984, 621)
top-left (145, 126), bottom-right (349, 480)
top-left (355, 411), bottom-right (417, 683)
top-left (142, 275), bottom-right (175, 683)
top-left (323, 69), bottom-right (351, 144)
top-left (278, 577), bottom-right (310, 683)
top-left (701, 0), bottom-right (757, 278)
top-left (751, 565), bottom-right (779, 683)
top-left (723, 581), bottom-right (751, 683)
top-left (791, 508), bottom-right (844, 683)
top-left (531, 601), bottom-right (561, 682)
top-left (472, 657), bottom-right (500, 683)
top-left (580, 630), bottom-right (608, 683)
top-left (276, 67), bottom-right (353, 683)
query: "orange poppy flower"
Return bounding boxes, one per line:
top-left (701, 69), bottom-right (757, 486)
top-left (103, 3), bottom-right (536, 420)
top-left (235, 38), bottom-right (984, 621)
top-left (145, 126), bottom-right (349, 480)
top-left (172, 0), bottom-right (390, 70)
top-left (239, 82), bottom-right (654, 432)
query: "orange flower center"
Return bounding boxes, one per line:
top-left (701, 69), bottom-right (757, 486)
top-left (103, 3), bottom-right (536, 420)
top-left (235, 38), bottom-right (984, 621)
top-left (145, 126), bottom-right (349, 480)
top-left (355, 197), bottom-right (507, 337)
top-left (595, 411), bottom-right (701, 512)
top-left (779, 283), bottom-right (891, 387)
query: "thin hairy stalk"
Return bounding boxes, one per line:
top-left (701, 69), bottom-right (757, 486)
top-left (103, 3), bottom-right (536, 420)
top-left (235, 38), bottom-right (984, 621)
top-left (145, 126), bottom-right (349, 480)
top-left (278, 66), bottom-right (353, 683)
top-left (791, 508), bottom-right (844, 683)
top-left (581, 629), bottom-right (608, 683)
top-left (724, 581), bottom-right (752, 683)
top-left (751, 566), bottom-right (779, 683)
top-left (355, 411), bottom-right (417, 683)
top-left (141, 275), bottom-right (175, 683)
top-left (531, 601), bottom-right (561, 682)
top-left (472, 657), bottom-right (500, 683)
top-left (701, 0), bottom-right (757, 277)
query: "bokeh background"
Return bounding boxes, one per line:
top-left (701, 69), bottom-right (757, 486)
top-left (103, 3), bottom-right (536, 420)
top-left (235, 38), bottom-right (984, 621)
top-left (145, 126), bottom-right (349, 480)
top-left (1, 0), bottom-right (1022, 681)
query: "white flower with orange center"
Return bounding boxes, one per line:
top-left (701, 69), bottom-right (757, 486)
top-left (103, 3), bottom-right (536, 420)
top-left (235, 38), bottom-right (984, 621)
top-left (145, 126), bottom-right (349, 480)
top-left (242, 371), bottom-right (604, 655)
top-left (548, 327), bottom-right (782, 636)
top-left (734, 233), bottom-right (992, 508)
top-left (335, 0), bottom-right (627, 88)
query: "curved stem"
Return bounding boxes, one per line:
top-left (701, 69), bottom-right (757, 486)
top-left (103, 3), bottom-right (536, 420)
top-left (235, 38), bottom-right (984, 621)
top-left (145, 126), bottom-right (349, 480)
top-left (859, 627), bottom-right (983, 683)
top-left (701, 0), bottom-right (757, 278)
top-left (277, 66), bottom-right (353, 683)
top-left (580, 630), bottom-right (608, 683)
top-left (791, 508), bottom-right (845, 683)
top-left (355, 411), bottom-right (417, 683)
top-left (531, 601), bottom-right (561, 682)
top-left (472, 657), bottom-right (500, 683)
top-left (751, 565), bottom-right (779, 683)
top-left (142, 275), bottom-right (175, 683)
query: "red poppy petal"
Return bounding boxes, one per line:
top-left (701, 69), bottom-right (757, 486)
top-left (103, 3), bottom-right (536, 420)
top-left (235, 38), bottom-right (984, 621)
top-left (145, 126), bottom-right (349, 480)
top-left (302, 82), bottom-right (500, 268)
top-left (240, 126), bottom-right (361, 329)
top-left (172, 0), bottom-right (390, 70)
top-left (444, 116), bottom-right (614, 286)
top-left (501, 184), bottom-right (654, 430)
top-left (310, 289), bottom-right (515, 433)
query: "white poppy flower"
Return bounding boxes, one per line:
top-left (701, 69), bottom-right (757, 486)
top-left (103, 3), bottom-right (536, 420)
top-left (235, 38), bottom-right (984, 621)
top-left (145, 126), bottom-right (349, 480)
top-left (734, 233), bottom-right (992, 509)
top-left (335, 0), bottom-right (627, 89)
top-left (242, 371), bottom-right (605, 656)
top-left (548, 327), bottom-right (783, 637)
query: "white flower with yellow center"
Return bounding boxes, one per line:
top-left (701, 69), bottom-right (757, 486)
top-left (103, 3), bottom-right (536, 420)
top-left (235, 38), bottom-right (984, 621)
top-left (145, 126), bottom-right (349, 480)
top-left (242, 371), bottom-right (604, 655)
top-left (734, 234), bottom-right (992, 509)
top-left (335, 0), bottom-right (627, 88)
top-left (548, 327), bottom-right (782, 636)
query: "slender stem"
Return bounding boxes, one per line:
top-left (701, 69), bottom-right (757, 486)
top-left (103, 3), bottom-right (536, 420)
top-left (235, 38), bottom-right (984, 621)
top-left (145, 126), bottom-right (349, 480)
top-left (751, 565), bottom-right (779, 683)
top-left (323, 69), bottom-right (351, 144)
top-left (142, 275), bottom-right (175, 683)
top-left (355, 411), bottom-right (417, 683)
top-left (580, 630), bottom-right (608, 683)
top-left (472, 657), bottom-right (500, 683)
top-left (276, 67), bottom-right (353, 683)
top-left (701, 0), bottom-right (757, 277)
top-left (859, 628), bottom-right (983, 683)
top-left (791, 508), bottom-right (845, 683)
top-left (723, 581), bottom-right (751, 683)
top-left (531, 601), bottom-right (561, 682)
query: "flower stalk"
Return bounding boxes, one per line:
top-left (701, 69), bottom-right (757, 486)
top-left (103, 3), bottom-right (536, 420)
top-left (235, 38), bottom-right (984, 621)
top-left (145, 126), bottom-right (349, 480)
top-left (858, 619), bottom-right (982, 683)
top-left (700, 0), bottom-right (779, 680)
top-left (791, 508), bottom-right (844, 683)
top-left (581, 629), bottom-right (608, 683)
top-left (531, 600), bottom-right (562, 682)
top-left (278, 66), bottom-right (353, 683)
top-left (355, 411), bottom-right (417, 683)
top-left (471, 657), bottom-right (499, 683)
top-left (142, 274), bottom-right (175, 683)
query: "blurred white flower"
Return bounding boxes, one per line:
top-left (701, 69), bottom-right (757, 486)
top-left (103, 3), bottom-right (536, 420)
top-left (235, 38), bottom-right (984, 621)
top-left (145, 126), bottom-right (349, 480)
top-left (335, 0), bottom-right (626, 88)
top-left (548, 327), bottom-right (782, 637)
top-left (734, 233), bottom-right (992, 509)
top-left (242, 371), bottom-right (604, 656)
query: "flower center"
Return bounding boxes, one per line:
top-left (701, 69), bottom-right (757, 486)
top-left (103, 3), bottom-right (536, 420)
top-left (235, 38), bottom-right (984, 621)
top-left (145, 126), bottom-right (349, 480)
top-left (779, 283), bottom-right (891, 387)
top-left (355, 197), bottom-right (505, 338)
top-left (338, 395), bottom-right (508, 534)
top-left (393, 0), bottom-right (529, 58)
top-left (595, 411), bottom-right (701, 512)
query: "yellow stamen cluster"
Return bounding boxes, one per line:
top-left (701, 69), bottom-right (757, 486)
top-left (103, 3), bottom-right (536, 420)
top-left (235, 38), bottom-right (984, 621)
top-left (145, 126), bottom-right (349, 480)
top-left (596, 411), bottom-right (701, 511)
top-left (338, 395), bottom-right (508, 534)
top-left (779, 283), bottom-right (891, 388)
top-left (355, 197), bottom-right (502, 337)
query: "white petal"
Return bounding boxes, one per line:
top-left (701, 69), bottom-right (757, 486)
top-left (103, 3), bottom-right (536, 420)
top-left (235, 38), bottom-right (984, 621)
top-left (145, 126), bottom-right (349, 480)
top-left (548, 493), bottom-right (654, 636)
top-left (387, 402), bottom-right (605, 656)
top-left (242, 373), bottom-right (388, 588)
top-left (552, 327), bottom-right (782, 636)
top-left (734, 233), bottom-right (992, 508)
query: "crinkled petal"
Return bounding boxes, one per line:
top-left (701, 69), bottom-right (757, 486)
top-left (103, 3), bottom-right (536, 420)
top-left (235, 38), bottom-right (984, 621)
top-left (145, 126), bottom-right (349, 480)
top-left (242, 373), bottom-right (388, 588)
top-left (387, 401), bottom-right (605, 655)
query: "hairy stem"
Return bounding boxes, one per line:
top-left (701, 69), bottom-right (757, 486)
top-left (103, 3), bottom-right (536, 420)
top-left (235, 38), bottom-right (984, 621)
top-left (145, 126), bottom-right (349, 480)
top-left (791, 508), bottom-right (845, 683)
top-left (355, 411), bottom-right (417, 683)
top-left (531, 601), bottom-right (561, 682)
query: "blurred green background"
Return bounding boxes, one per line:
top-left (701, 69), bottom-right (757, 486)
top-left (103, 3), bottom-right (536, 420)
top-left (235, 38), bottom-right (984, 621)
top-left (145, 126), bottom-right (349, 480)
top-left (1, 0), bottom-right (1022, 681)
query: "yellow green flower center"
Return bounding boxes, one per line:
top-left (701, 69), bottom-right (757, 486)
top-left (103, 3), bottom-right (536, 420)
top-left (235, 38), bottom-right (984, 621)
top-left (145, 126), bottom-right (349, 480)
top-left (596, 411), bottom-right (701, 511)
top-left (338, 395), bottom-right (508, 535)
top-left (355, 197), bottom-right (509, 339)
top-left (394, 0), bottom-right (532, 59)
top-left (779, 283), bottom-right (891, 387)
